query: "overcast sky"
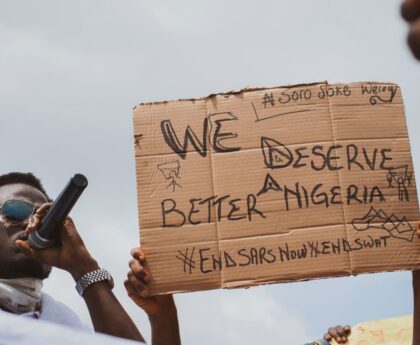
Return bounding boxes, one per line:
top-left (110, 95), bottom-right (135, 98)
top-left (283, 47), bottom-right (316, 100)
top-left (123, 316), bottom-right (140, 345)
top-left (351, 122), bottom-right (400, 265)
top-left (1, 0), bottom-right (419, 344)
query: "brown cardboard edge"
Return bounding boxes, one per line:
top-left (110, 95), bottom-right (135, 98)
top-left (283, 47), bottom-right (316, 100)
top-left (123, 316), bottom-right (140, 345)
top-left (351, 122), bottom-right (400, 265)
top-left (132, 80), bottom-right (399, 110)
top-left (150, 266), bottom-right (417, 296)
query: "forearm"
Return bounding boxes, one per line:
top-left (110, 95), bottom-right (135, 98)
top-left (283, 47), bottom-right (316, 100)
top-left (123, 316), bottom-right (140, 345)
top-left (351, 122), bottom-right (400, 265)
top-left (20, 214), bottom-right (144, 341)
top-left (72, 261), bottom-right (145, 342)
top-left (413, 271), bottom-right (420, 345)
top-left (83, 282), bottom-right (145, 342)
top-left (149, 298), bottom-right (181, 345)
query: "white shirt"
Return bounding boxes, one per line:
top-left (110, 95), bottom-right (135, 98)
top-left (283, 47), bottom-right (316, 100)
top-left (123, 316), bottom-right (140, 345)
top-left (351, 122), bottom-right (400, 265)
top-left (0, 293), bottom-right (89, 330)
top-left (0, 309), bottom-right (141, 345)
top-left (38, 293), bottom-right (89, 329)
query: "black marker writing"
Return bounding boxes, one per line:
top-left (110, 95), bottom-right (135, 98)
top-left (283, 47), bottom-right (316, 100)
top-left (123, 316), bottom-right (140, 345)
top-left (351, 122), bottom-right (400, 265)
top-left (161, 113), bottom-right (241, 160)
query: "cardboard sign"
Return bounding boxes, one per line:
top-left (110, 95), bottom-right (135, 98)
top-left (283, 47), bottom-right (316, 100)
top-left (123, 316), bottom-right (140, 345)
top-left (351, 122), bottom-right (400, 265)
top-left (133, 82), bottom-right (420, 295)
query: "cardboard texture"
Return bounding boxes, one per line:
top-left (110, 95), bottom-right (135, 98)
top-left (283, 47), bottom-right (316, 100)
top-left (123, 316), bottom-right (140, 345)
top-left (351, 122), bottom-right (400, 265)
top-left (133, 81), bottom-right (420, 295)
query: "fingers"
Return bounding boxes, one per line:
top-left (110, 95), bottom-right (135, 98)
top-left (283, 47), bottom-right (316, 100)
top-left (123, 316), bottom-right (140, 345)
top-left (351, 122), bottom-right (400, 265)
top-left (402, 0), bottom-right (420, 22)
top-left (60, 216), bottom-right (81, 241)
top-left (343, 325), bottom-right (351, 335)
top-left (26, 203), bottom-right (52, 234)
top-left (124, 279), bottom-right (136, 297)
top-left (323, 332), bottom-right (332, 341)
top-left (26, 209), bottom-right (82, 248)
top-left (129, 247), bottom-right (150, 281)
top-left (35, 203), bottom-right (52, 216)
top-left (131, 247), bottom-right (145, 262)
top-left (126, 270), bottom-right (149, 297)
top-left (335, 325), bottom-right (345, 336)
top-left (129, 258), bottom-right (150, 283)
top-left (127, 247), bottom-right (151, 298)
top-left (327, 326), bottom-right (339, 341)
top-left (337, 325), bottom-right (351, 343)
top-left (325, 325), bottom-right (350, 344)
top-left (63, 216), bottom-right (76, 229)
top-left (15, 240), bottom-right (41, 261)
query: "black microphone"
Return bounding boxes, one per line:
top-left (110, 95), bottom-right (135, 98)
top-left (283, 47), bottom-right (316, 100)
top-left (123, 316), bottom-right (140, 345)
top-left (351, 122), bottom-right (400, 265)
top-left (28, 174), bottom-right (88, 250)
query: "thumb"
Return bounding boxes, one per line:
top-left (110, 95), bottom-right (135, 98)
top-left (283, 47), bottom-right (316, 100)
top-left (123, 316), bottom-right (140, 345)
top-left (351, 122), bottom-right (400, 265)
top-left (59, 217), bottom-right (81, 244)
top-left (124, 279), bottom-right (139, 299)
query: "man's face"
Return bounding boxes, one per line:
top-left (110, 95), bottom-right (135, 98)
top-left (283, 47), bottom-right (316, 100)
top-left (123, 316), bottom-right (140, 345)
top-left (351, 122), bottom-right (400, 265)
top-left (0, 183), bottom-right (52, 279)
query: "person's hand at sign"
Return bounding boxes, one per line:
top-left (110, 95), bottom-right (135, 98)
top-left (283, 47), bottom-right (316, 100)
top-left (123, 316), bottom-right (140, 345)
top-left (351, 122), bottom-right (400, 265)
top-left (323, 324), bottom-right (351, 344)
top-left (401, 0), bottom-right (420, 59)
top-left (125, 247), bottom-right (181, 345)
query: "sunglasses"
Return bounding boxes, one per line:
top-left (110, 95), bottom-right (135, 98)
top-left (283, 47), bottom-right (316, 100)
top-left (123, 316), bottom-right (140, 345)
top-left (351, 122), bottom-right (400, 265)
top-left (0, 200), bottom-right (35, 224)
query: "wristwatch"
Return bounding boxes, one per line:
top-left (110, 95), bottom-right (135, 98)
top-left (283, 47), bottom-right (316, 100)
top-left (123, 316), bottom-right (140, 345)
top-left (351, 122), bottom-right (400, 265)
top-left (75, 268), bottom-right (114, 296)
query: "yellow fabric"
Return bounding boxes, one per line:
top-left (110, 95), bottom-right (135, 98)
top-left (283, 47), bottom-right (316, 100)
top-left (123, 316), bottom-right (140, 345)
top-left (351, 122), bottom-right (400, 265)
top-left (331, 315), bottom-right (412, 345)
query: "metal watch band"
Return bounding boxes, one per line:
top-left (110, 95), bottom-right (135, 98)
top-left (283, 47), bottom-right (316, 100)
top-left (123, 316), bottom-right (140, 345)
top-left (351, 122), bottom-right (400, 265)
top-left (75, 268), bottom-right (114, 296)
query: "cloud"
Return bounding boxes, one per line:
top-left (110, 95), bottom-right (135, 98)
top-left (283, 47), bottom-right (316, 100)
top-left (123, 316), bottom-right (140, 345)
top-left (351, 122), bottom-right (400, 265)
top-left (177, 288), bottom-right (310, 345)
top-left (0, 22), bottom-right (144, 107)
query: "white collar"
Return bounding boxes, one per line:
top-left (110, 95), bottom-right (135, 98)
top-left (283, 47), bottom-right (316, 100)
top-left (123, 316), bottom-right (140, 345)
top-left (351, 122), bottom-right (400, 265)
top-left (0, 278), bottom-right (42, 314)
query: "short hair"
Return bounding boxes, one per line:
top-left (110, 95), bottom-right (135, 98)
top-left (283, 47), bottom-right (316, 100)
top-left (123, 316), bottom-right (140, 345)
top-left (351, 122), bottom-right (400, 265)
top-left (0, 172), bottom-right (50, 200)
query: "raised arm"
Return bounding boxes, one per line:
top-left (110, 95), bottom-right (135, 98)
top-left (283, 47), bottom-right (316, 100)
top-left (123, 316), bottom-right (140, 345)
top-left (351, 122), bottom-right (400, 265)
top-left (125, 248), bottom-right (181, 345)
top-left (413, 223), bottom-right (420, 345)
top-left (413, 270), bottom-right (420, 345)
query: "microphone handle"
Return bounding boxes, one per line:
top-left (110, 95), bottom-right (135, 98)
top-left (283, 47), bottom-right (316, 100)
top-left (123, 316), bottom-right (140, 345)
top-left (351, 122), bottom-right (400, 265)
top-left (28, 174), bottom-right (88, 250)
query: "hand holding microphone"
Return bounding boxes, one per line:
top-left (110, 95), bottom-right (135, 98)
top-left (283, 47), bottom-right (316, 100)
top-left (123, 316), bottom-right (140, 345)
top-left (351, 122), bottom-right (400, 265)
top-left (16, 174), bottom-right (100, 280)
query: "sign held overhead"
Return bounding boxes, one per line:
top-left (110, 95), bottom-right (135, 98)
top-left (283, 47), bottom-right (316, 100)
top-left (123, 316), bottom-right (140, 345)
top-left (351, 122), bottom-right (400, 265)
top-left (133, 81), bottom-right (420, 295)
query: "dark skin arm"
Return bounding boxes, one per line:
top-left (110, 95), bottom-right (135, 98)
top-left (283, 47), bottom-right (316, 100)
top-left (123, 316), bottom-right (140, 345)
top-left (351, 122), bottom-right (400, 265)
top-left (16, 204), bottom-right (145, 343)
top-left (413, 271), bottom-right (420, 345)
top-left (125, 248), bottom-right (181, 345)
top-left (413, 223), bottom-right (420, 345)
top-left (401, 1), bottom-right (420, 341)
top-left (402, 0), bottom-right (420, 59)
